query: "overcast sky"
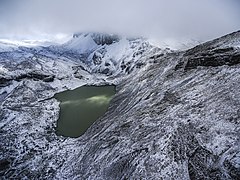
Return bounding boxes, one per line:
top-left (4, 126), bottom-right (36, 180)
top-left (0, 0), bottom-right (239, 42)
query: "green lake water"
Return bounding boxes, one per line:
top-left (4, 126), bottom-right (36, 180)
top-left (54, 85), bottom-right (115, 137)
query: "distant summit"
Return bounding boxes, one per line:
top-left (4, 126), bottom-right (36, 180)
top-left (73, 32), bottom-right (120, 45)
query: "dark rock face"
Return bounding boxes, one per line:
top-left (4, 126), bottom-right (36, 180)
top-left (0, 72), bottom-right (55, 85)
top-left (23, 72), bottom-right (55, 82)
top-left (181, 30), bottom-right (240, 70)
top-left (73, 32), bottom-right (120, 45)
top-left (184, 47), bottom-right (240, 70)
top-left (91, 33), bottom-right (120, 45)
top-left (92, 52), bottom-right (103, 65)
top-left (0, 77), bottom-right (10, 87)
top-left (0, 159), bottom-right (11, 173)
top-left (0, 31), bottom-right (239, 179)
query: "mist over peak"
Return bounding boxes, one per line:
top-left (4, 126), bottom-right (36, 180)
top-left (0, 0), bottom-right (239, 43)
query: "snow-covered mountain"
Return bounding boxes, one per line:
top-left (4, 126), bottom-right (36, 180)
top-left (0, 33), bottom-right (202, 77)
top-left (0, 33), bottom-right (165, 76)
top-left (50, 33), bottom-right (167, 75)
top-left (0, 31), bottom-right (240, 179)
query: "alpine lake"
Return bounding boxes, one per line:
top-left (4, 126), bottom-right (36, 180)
top-left (54, 85), bottom-right (115, 137)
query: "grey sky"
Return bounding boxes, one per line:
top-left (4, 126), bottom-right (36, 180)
top-left (0, 0), bottom-right (239, 42)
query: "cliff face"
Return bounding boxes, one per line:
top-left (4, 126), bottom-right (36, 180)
top-left (0, 31), bottom-right (240, 179)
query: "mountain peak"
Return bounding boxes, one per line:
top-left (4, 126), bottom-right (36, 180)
top-left (72, 32), bottom-right (120, 45)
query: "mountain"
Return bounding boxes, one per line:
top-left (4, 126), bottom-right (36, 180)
top-left (0, 31), bottom-right (239, 179)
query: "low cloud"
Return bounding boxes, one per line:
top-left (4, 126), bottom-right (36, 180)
top-left (0, 0), bottom-right (239, 42)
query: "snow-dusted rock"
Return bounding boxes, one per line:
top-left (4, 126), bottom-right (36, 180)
top-left (0, 31), bottom-right (239, 179)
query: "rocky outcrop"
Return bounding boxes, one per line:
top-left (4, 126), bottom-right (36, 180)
top-left (184, 47), bottom-right (240, 70)
top-left (73, 33), bottom-right (120, 45)
top-left (174, 31), bottom-right (240, 71)
top-left (91, 33), bottom-right (120, 45)
top-left (0, 72), bottom-right (55, 86)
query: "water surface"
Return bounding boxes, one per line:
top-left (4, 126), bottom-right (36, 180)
top-left (54, 85), bottom-right (115, 137)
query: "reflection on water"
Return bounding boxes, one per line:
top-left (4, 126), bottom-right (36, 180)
top-left (86, 95), bottom-right (112, 105)
top-left (54, 85), bottom-right (115, 137)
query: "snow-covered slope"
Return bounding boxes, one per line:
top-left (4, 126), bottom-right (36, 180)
top-left (0, 31), bottom-right (240, 179)
top-left (0, 32), bottom-right (201, 75)
top-left (0, 40), bottom-right (20, 52)
top-left (0, 39), bottom-right (57, 52)
top-left (51, 33), bottom-right (169, 75)
top-left (149, 37), bottom-right (202, 50)
top-left (0, 33), bottom-right (167, 76)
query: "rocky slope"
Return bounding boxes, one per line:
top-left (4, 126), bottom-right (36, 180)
top-left (0, 31), bottom-right (240, 179)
